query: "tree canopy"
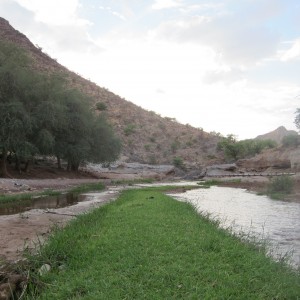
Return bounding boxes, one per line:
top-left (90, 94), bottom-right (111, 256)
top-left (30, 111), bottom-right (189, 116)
top-left (0, 41), bottom-right (121, 177)
top-left (295, 108), bottom-right (300, 132)
top-left (217, 135), bottom-right (277, 162)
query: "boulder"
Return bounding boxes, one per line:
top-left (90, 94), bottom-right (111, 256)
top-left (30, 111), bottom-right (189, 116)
top-left (236, 147), bottom-right (300, 171)
top-left (205, 164), bottom-right (237, 176)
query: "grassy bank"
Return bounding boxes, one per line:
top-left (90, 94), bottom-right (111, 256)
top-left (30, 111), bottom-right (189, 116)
top-left (24, 188), bottom-right (300, 299)
top-left (0, 182), bottom-right (105, 204)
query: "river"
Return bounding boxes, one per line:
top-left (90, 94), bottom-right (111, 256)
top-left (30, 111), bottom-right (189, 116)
top-left (169, 186), bottom-right (300, 268)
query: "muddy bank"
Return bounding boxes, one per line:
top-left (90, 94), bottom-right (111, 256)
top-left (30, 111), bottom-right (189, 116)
top-left (0, 178), bottom-right (106, 194)
top-left (0, 188), bottom-right (120, 262)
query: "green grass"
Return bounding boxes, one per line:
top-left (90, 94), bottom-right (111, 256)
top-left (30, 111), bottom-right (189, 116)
top-left (24, 188), bottom-right (300, 299)
top-left (197, 179), bottom-right (221, 187)
top-left (0, 182), bottom-right (105, 204)
top-left (111, 178), bottom-right (154, 186)
top-left (69, 182), bottom-right (105, 194)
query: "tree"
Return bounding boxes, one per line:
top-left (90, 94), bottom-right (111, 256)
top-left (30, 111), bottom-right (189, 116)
top-left (0, 41), bottom-right (34, 176)
top-left (217, 135), bottom-right (277, 162)
top-left (295, 108), bottom-right (300, 132)
top-left (282, 134), bottom-right (300, 147)
top-left (88, 115), bottom-right (121, 164)
top-left (0, 40), bottom-right (122, 176)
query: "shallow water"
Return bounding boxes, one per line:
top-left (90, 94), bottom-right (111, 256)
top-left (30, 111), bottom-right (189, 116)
top-left (170, 186), bottom-right (300, 267)
top-left (0, 193), bottom-right (90, 215)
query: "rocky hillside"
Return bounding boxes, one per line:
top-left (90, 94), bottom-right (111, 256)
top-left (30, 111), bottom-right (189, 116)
top-left (0, 17), bottom-right (220, 166)
top-left (255, 126), bottom-right (298, 144)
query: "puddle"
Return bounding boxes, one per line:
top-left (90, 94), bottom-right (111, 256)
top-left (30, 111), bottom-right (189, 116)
top-left (0, 193), bottom-right (91, 215)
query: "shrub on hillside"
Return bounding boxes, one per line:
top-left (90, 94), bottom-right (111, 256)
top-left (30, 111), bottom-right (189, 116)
top-left (173, 156), bottom-right (185, 169)
top-left (282, 135), bottom-right (300, 147)
top-left (96, 102), bottom-right (107, 111)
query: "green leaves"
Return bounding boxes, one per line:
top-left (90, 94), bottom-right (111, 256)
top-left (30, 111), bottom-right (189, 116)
top-left (295, 108), bottom-right (300, 131)
top-left (0, 40), bottom-right (121, 176)
top-left (217, 135), bottom-right (277, 161)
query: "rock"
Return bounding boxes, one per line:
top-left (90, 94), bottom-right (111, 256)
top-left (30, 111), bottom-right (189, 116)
top-left (0, 282), bottom-right (15, 300)
top-left (183, 169), bottom-right (206, 180)
top-left (237, 147), bottom-right (300, 171)
top-left (38, 264), bottom-right (51, 276)
top-left (205, 164), bottom-right (237, 176)
top-left (83, 162), bottom-right (175, 180)
top-left (0, 274), bottom-right (24, 300)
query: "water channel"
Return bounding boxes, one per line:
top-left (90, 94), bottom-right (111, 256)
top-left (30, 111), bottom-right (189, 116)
top-left (169, 186), bottom-right (300, 268)
top-left (0, 193), bottom-right (91, 215)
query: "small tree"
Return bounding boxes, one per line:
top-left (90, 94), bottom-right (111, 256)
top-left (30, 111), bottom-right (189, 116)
top-left (282, 134), bottom-right (300, 147)
top-left (295, 108), bottom-right (300, 132)
top-left (268, 175), bottom-right (294, 198)
top-left (173, 156), bottom-right (185, 169)
top-left (96, 102), bottom-right (107, 111)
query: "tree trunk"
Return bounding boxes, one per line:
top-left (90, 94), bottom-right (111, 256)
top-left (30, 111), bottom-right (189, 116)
top-left (71, 162), bottom-right (79, 172)
top-left (23, 160), bottom-right (30, 173)
top-left (57, 155), bottom-right (62, 169)
top-left (0, 149), bottom-right (11, 178)
top-left (15, 155), bottom-right (21, 174)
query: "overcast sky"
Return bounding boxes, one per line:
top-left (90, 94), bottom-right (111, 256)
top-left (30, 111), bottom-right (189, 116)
top-left (1, 0), bottom-right (300, 139)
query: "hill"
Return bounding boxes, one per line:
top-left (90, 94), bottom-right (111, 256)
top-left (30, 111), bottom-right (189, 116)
top-left (0, 17), bottom-right (220, 167)
top-left (255, 126), bottom-right (298, 144)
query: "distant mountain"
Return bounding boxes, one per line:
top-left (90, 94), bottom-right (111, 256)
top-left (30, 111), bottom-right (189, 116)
top-left (0, 17), bottom-right (220, 166)
top-left (255, 126), bottom-right (298, 144)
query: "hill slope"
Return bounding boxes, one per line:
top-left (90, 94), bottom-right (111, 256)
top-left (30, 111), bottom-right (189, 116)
top-left (0, 17), bottom-right (220, 166)
top-left (255, 126), bottom-right (298, 144)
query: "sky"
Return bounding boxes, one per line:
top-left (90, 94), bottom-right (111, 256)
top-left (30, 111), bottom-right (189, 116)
top-left (1, 0), bottom-right (300, 139)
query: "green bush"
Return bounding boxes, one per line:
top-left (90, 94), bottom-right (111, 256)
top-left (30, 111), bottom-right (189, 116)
top-left (173, 156), bottom-right (184, 169)
top-left (282, 135), bottom-right (300, 147)
top-left (267, 175), bottom-right (294, 199)
top-left (124, 124), bottom-right (136, 136)
top-left (95, 102), bottom-right (107, 111)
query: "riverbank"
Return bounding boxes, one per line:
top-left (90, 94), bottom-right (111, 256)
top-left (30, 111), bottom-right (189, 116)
top-left (202, 173), bottom-right (300, 203)
top-left (22, 188), bottom-right (299, 299)
top-left (0, 185), bottom-right (120, 263)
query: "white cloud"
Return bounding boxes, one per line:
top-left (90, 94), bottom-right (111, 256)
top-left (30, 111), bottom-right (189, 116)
top-left (14, 0), bottom-right (89, 26)
top-left (153, 14), bottom-right (280, 67)
top-left (281, 39), bottom-right (300, 61)
top-left (203, 68), bottom-right (245, 84)
top-left (152, 0), bottom-right (183, 10)
top-left (2, 0), bottom-right (102, 56)
top-left (99, 6), bottom-right (127, 21)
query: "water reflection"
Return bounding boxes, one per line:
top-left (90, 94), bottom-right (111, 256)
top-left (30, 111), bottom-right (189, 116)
top-left (170, 186), bottom-right (300, 267)
top-left (0, 193), bottom-right (88, 215)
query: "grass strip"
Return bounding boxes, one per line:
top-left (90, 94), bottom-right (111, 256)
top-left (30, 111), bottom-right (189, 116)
top-left (0, 182), bottom-right (105, 204)
top-left (25, 188), bottom-right (300, 299)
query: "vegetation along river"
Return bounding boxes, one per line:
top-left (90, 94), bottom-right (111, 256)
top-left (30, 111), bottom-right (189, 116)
top-left (170, 186), bottom-right (300, 268)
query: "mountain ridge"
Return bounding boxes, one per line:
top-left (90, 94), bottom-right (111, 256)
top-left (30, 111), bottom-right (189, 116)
top-left (0, 17), bottom-right (220, 166)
